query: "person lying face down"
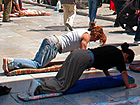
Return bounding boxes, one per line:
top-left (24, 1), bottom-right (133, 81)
top-left (28, 42), bottom-right (137, 96)
top-left (3, 22), bottom-right (107, 72)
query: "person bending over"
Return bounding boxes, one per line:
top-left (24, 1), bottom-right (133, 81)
top-left (3, 22), bottom-right (107, 72)
top-left (28, 42), bottom-right (137, 96)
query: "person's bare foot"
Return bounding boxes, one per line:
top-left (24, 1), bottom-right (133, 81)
top-left (3, 58), bottom-right (9, 73)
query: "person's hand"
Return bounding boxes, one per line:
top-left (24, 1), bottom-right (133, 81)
top-left (126, 83), bottom-right (137, 88)
top-left (135, 10), bottom-right (140, 15)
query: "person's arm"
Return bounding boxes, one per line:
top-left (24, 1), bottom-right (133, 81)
top-left (135, 10), bottom-right (140, 15)
top-left (80, 33), bottom-right (90, 50)
top-left (121, 71), bottom-right (137, 88)
top-left (103, 70), bottom-right (110, 76)
top-left (70, 49), bottom-right (76, 52)
top-left (80, 40), bottom-right (88, 49)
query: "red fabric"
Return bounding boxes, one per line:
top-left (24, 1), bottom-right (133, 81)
top-left (129, 63), bottom-right (140, 72)
top-left (110, 0), bottom-right (116, 11)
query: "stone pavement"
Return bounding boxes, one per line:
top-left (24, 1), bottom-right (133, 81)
top-left (0, 1), bottom-right (140, 105)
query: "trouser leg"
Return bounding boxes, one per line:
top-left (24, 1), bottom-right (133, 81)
top-left (63, 4), bottom-right (76, 30)
top-left (66, 4), bottom-right (76, 27)
top-left (134, 21), bottom-right (140, 41)
top-left (88, 0), bottom-right (97, 23)
top-left (3, 0), bottom-right (12, 22)
top-left (7, 36), bottom-right (58, 70)
top-left (34, 50), bottom-right (92, 95)
top-left (63, 4), bottom-right (68, 30)
top-left (0, 0), bottom-right (3, 11)
top-left (18, 0), bottom-right (22, 9)
top-left (34, 36), bottom-right (58, 67)
top-left (7, 58), bottom-right (39, 70)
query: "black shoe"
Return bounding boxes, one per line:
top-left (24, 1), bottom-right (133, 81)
top-left (133, 41), bottom-right (139, 46)
top-left (125, 26), bottom-right (135, 33)
top-left (66, 23), bottom-right (73, 31)
top-left (114, 22), bottom-right (119, 27)
top-left (3, 20), bottom-right (13, 22)
top-left (112, 12), bottom-right (117, 15)
top-left (59, 9), bottom-right (63, 12)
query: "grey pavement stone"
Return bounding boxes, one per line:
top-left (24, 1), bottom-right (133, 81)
top-left (2, 80), bottom-right (31, 92)
top-left (63, 91), bottom-right (113, 105)
top-left (0, 94), bottom-right (20, 105)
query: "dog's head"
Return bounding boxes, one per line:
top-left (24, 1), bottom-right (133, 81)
top-left (88, 22), bottom-right (107, 46)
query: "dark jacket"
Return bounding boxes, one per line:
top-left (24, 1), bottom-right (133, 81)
top-left (61, 0), bottom-right (75, 4)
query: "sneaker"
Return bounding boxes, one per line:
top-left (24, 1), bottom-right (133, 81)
top-left (133, 41), bottom-right (139, 46)
top-left (65, 23), bottom-right (73, 31)
top-left (3, 20), bottom-right (13, 22)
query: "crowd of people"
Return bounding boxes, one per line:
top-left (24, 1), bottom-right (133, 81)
top-left (57, 0), bottom-right (140, 45)
top-left (0, 0), bottom-right (24, 22)
top-left (0, 0), bottom-right (140, 97)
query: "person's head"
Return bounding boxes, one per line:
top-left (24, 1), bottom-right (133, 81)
top-left (88, 22), bottom-right (107, 46)
top-left (121, 42), bottom-right (135, 63)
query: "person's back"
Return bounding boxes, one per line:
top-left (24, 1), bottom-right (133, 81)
top-left (57, 29), bottom-right (90, 53)
top-left (89, 46), bottom-right (125, 71)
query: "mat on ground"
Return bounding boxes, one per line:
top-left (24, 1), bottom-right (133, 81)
top-left (18, 74), bottom-right (135, 101)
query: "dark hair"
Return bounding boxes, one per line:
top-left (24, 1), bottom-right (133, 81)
top-left (121, 42), bottom-right (135, 63)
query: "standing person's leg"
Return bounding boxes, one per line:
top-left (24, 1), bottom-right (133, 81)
top-left (3, 0), bottom-right (12, 22)
top-left (88, 0), bottom-right (97, 24)
top-left (63, 4), bottom-right (69, 31)
top-left (113, 0), bottom-right (127, 27)
top-left (110, 0), bottom-right (116, 14)
top-left (18, 0), bottom-right (22, 9)
top-left (33, 50), bottom-right (93, 95)
top-left (66, 4), bottom-right (76, 30)
top-left (0, 0), bottom-right (3, 11)
top-left (134, 21), bottom-right (140, 44)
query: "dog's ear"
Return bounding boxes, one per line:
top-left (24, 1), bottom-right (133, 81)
top-left (100, 33), bottom-right (107, 46)
top-left (90, 21), bottom-right (95, 27)
top-left (95, 26), bottom-right (107, 46)
top-left (88, 22), bottom-right (96, 31)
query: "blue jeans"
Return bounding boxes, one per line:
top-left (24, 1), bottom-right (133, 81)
top-left (88, 0), bottom-right (97, 23)
top-left (134, 21), bottom-right (140, 41)
top-left (8, 36), bottom-right (59, 70)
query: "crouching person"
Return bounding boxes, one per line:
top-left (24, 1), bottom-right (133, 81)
top-left (28, 42), bottom-right (137, 96)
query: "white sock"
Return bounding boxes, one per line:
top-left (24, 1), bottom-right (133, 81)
top-left (28, 79), bottom-right (41, 96)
